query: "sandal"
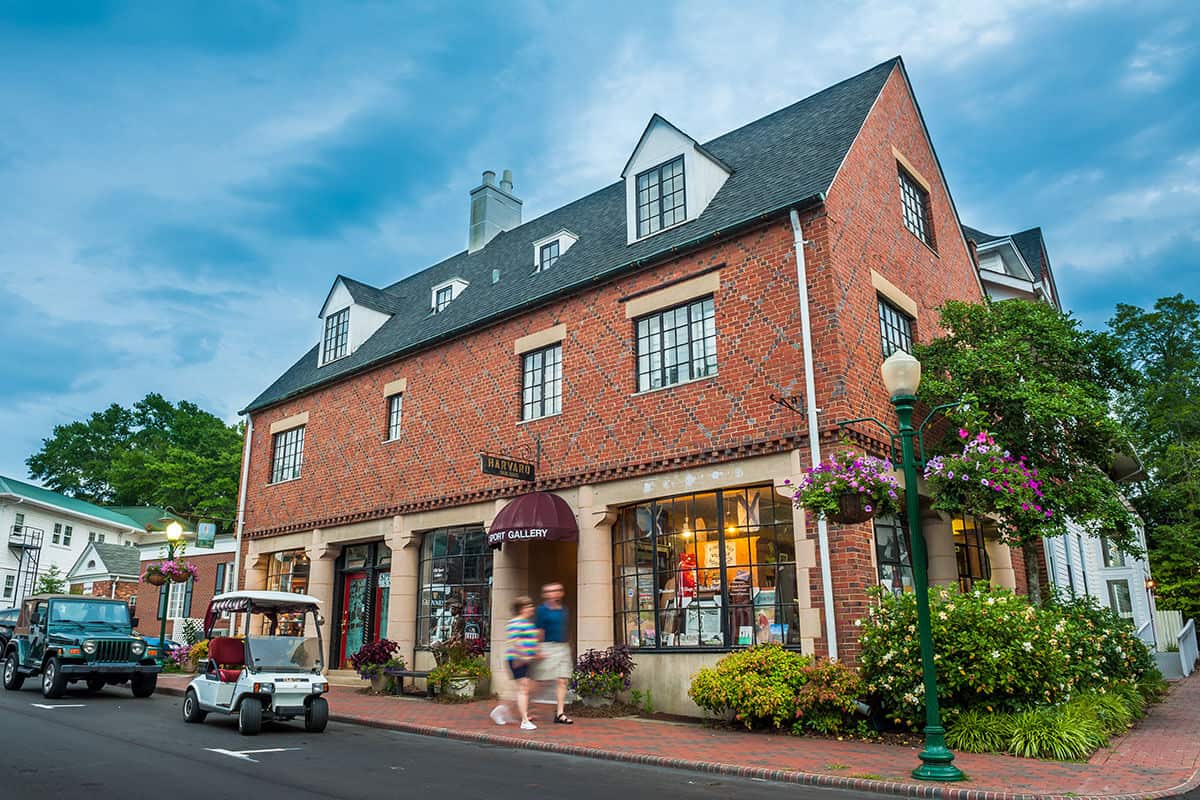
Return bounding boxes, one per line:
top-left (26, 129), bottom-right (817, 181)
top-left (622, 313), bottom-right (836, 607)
top-left (554, 713), bottom-right (574, 724)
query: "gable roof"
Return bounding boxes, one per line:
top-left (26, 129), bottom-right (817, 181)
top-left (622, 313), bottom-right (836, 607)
top-left (962, 224), bottom-right (1050, 282)
top-left (0, 475), bottom-right (141, 530)
top-left (320, 275), bottom-right (409, 318)
top-left (69, 542), bottom-right (142, 579)
top-left (106, 506), bottom-right (190, 532)
top-left (620, 113), bottom-right (735, 177)
top-left (244, 57), bottom-right (902, 414)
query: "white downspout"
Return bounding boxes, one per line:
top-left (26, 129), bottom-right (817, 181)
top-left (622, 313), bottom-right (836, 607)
top-left (789, 209), bottom-right (838, 661)
top-left (232, 415), bottom-right (253, 594)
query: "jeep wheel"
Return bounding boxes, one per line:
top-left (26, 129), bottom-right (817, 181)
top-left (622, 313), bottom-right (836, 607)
top-left (305, 696), bottom-right (329, 733)
top-left (238, 696), bottom-right (263, 736)
top-left (3, 653), bottom-right (24, 691)
top-left (85, 678), bottom-right (106, 694)
top-left (131, 672), bottom-right (156, 698)
top-left (182, 689), bottom-right (207, 723)
top-left (41, 658), bottom-right (67, 699)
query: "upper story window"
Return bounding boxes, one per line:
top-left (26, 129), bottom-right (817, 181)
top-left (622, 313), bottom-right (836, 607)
top-left (271, 426), bottom-right (305, 484)
top-left (635, 296), bottom-right (716, 392)
top-left (386, 393), bottom-right (403, 441)
top-left (898, 167), bottom-right (935, 249)
top-left (636, 156), bottom-right (686, 238)
top-left (322, 307), bottom-right (350, 363)
top-left (13, 512), bottom-right (24, 532)
top-left (52, 523), bottom-right (62, 544)
top-left (539, 241), bottom-right (560, 271)
top-left (521, 344), bottom-right (562, 421)
top-left (431, 278), bottom-right (468, 313)
top-left (1100, 536), bottom-right (1127, 568)
top-left (434, 286), bottom-right (453, 313)
top-left (63, 525), bottom-right (72, 546)
top-left (878, 298), bottom-right (914, 357)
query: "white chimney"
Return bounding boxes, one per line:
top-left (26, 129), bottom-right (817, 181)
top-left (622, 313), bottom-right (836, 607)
top-left (469, 169), bottom-right (522, 253)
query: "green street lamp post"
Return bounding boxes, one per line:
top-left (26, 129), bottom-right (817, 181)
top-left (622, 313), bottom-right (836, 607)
top-left (157, 520), bottom-right (184, 664)
top-left (880, 349), bottom-right (965, 782)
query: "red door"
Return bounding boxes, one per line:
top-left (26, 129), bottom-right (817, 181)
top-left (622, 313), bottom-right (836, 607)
top-left (340, 571), bottom-right (368, 667)
top-left (375, 571), bottom-right (390, 642)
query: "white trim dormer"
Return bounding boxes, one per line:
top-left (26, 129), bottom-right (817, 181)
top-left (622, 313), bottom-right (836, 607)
top-left (431, 277), bottom-right (469, 313)
top-left (621, 114), bottom-right (732, 245)
top-left (317, 276), bottom-right (393, 366)
top-left (532, 229), bottom-right (579, 272)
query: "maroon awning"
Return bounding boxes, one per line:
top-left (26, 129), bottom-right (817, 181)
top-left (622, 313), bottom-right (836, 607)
top-left (487, 492), bottom-right (579, 549)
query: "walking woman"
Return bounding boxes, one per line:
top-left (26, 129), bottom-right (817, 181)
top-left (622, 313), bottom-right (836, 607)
top-left (491, 595), bottom-right (539, 730)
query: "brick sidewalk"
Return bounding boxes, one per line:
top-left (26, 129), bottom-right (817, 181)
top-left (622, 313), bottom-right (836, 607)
top-left (157, 672), bottom-right (1200, 800)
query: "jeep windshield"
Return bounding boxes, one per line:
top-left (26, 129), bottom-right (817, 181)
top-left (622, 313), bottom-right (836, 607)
top-left (245, 636), bottom-right (321, 673)
top-left (49, 600), bottom-right (130, 629)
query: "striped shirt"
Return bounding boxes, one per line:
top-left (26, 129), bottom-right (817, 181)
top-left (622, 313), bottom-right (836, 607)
top-left (505, 617), bottom-right (539, 662)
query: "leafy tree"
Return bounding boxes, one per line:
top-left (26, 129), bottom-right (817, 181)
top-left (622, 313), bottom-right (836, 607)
top-left (1109, 294), bottom-right (1200, 620)
top-left (914, 299), bottom-right (1138, 549)
top-left (26, 394), bottom-right (243, 525)
top-left (34, 564), bottom-right (67, 595)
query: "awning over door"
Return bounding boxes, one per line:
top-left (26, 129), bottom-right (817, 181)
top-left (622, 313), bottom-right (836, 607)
top-left (487, 492), bottom-right (579, 549)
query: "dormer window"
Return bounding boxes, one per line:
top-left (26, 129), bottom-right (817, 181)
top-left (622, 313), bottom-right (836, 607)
top-left (322, 307), bottom-right (350, 363)
top-left (539, 241), bottom-right (560, 271)
top-left (431, 277), bottom-right (469, 313)
top-left (531, 230), bottom-right (579, 273)
top-left (636, 156), bottom-right (686, 238)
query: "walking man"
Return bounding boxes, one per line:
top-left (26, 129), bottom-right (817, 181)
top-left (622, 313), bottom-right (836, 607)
top-left (535, 582), bottom-right (574, 724)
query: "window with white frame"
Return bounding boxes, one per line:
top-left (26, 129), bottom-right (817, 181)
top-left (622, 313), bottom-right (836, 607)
top-left (165, 581), bottom-right (190, 619)
top-left (898, 166), bottom-right (935, 249)
top-left (521, 344), bottom-right (562, 420)
top-left (386, 393), bottom-right (403, 440)
top-left (1107, 579), bottom-right (1133, 619)
top-left (89, 531), bottom-right (96, 542)
top-left (878, 298), bottom-right (914, 357)
top-left (635, 296), bottom-right (716, 392)
top-left (270, 426), bottom-right (305, 483)
top-left (322, 307), bottom-right (350, 363)
top-left (13, 512), bottom-right (23, 533)
top-left (1100, 536), bottom-right (1126, 568)
top-left (538, 240), bottom-right (560, 271)
top-left (63, 525), bottom-right (72, 546)
top-left (3, 574), bottom-right (13, 599)
top-left (636, 156), bottom-right (686, 238)
top-left (434, 285), bottom-right (453, 313)
top-left (52, 523), bottom-right (62, 545)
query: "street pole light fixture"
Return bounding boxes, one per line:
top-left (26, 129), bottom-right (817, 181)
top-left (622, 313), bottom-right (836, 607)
top-left (158, 519), bottom-right (185, 663)
top-left (880, 350), bottom-right (965, 782)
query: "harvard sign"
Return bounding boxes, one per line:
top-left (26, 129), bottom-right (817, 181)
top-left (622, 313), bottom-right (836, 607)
top-left (480, 454), bottom-right (535, 482)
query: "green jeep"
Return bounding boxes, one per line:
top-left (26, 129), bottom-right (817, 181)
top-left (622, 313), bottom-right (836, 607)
top-left (2, 594), bottom-right (160, 699)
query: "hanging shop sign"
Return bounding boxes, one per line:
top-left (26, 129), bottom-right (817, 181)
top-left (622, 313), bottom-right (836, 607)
top-left (480, 454), bottom-right (535, 482)
top-left (196, 522), bottom-right (217, 549)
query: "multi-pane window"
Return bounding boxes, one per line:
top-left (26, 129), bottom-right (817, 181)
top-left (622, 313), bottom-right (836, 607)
top-left (636, 156), bottom-right (686, 238)
top-left (613, 485), bottom-right (799, 650)
top-left (13, 512), bottom-right (23, 533)
top-left (165, 579), bottom-right (191, 619)
top-left (878, 298), bottom-right (914, 357)
top-left (3, 575), bottom-right (13, 598)
top-left (1100, 536), bottom-right (1126, 568)
top-left (1107, 579), bottom-right (1133, 620)
top-left (539, 240), bottom-right (560, 271)
top-left (635, 296), bottom-right (717, 392)
top-left (270, 426), bottom-right (305, 483)
top-left (322, 307), bottom-right (350, 363)
top-left (386, 393), bottom-right (403, 440)
top-left (266, 550), bottom-right (309, 594)
top-left (417, 526), bottom-right (491, 648)
top-left (952, 513), bottom-right (992, 591)
top-left (434, 286), bottom-right (453, 313)
top-left (63, 525), bottom-right (72, 546)
top-left (898, 167), bottom-right (934, 248)
top-left (873, 514), bottom-right (914, 595)
top-left (52, 523), bottom-right (62, 545)
top-left (88, 531), bottom-right (96, 542)
top-left (521, 344), bottom-right (562, 420)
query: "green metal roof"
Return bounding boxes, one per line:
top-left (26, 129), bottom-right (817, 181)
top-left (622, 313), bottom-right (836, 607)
top-left (106, 506), bottom-right (191, 532)
top-left (0, 475), bottom-right (142, 530)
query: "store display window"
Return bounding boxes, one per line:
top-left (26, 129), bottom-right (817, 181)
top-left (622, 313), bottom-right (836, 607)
top-left (417, 525), bottom-right (491, 649)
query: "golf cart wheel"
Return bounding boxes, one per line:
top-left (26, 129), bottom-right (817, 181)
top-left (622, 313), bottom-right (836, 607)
top-left (86, 678), bottom-right (106, 693)
top-left (131, 672), bottom-right (157, 698)
top-left (238, 696), bottom-right (263, 736)
top-left (3, 653), bottom-right (24, 690)
top-left (305, 696), bottom-right (329, 733)
top-left (182, 689), bottom-right (207, 723)
top-left (41, 657), bottom-right (67, 699)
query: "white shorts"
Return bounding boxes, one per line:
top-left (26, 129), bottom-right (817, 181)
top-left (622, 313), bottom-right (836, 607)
top-left (535, 641), bottom-right (573, 681)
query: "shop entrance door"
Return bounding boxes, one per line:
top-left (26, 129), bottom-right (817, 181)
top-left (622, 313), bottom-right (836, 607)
top-left (375, 571), bottom-right (390, 641)
top-left (340, 571), bottom-right (369, 666)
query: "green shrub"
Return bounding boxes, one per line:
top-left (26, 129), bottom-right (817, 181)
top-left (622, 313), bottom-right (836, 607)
top-left (1044, 594), bottom-right (1155, 690)
top-left (1064, 691), bottom-right (1135, 736)
top-left (945, 709), bottom-right (1016, 753)
top-left (1007, 707), bottom-right (1104, 761)
top-left (792, 660), bottom-right (863, 734)
top-left (688, 645), bottom-right (811, 729)
top-left (1137, 667), bottom-right (1169, 704)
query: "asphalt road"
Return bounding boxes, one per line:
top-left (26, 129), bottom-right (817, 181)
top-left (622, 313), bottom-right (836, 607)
top-left (0, 683), bottom-right (869, 800)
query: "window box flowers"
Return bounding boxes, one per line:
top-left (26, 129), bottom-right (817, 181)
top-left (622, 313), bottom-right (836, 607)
top-left (141, 558), bottom-right (199, 586)
top-left (788, 450), bottom-right (901, 524)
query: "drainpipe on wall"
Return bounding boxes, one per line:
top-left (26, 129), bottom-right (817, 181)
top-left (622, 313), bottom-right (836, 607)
top-left (232, 415), bottom-right (253, 594)
top-left (789, 209), bottom-right (839, 661)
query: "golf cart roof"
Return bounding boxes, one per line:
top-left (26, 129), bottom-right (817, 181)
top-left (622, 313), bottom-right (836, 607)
top-left (210, 590), bottom-right (322, 609)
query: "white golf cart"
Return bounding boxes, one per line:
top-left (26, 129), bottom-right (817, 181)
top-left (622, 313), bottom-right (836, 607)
top-left (181, 590), bottom-right (330, 736)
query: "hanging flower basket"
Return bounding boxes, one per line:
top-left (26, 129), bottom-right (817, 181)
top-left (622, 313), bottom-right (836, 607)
top-left (141, 558), bottom-right (199, 586)
top-left (144, 571), bottom-right (168, 587)
top-left (787, 448), bottom-right (902, 524)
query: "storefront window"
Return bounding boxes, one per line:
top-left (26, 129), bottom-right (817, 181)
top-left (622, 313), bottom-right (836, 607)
top-left (873, 514), bottom-right (913, 594)
top-left (417, 525), bottom-right (491, 649)
top-left (612, 485), bottom-right (799, 650)
top-left (952, 514), bottom-right (991, 591)
top-left (266, 550), bottom-right (310, 594)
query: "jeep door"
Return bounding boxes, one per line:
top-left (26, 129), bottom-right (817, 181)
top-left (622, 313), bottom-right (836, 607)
top-left (28, 601), bottom-right (47, 664)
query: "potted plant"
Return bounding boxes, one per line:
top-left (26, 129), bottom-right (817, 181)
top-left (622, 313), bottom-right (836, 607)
top-left (349, 639), bottom-right (404, 693)
top-left (571, 645), bottom-right (635, 707)
top-left (429, 654), bottom-right (490, 698)
top-left (141, 558), bottom-right (199, 587)
top-left (788, 449), bottom-right (902, 524)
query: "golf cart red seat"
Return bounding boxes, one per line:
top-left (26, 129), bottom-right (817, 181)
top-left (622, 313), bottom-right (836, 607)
top-left (209, 637), bottom-right (245, 682)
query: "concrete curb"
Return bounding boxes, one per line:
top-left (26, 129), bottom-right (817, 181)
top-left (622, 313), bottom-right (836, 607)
top-left (156, 685), bottom-right (1200, 800)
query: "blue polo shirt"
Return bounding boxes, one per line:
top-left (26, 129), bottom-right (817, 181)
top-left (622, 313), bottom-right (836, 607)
top-left (536, 603), bottom-right (568, 643)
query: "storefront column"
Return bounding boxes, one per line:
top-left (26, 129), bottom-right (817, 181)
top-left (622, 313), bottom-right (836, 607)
top-left (787, 495), bottom-right (819, 657)
top-left (488, 499), bottom-right (526, 697)
top-left (576, 485), bottom-right (616, 654)
top-left (985, 538), bottom-right (1017, 590)
top-left (305, 531), bottom-right (337, 667)
top-left (385, 515), bottom-right (420, 674)
top-left (243, 552), bottom-right (268, 592)
top-left (924, 512), bottom-right (958, 587)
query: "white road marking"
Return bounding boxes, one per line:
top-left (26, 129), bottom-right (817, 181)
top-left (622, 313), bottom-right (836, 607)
top-left (205, 747), bottom-right (302, 763)
top-left (30, 703), bottom-right (86, 709)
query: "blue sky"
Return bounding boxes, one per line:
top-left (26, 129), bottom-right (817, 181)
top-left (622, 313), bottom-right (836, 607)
top-left (0, 1), bottom-right (1197, 481)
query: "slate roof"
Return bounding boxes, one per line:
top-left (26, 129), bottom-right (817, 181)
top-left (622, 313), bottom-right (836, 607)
top-left (0, 475), bottom-right (141, 530)
top-left (245, 57), bottom-right (903, 414)
top-left (962, 224), bottom-right (1049, 282)
top-left (333, 276), bottom-right (409, 316)
top-left (89, 542), bottom-right (142, 577)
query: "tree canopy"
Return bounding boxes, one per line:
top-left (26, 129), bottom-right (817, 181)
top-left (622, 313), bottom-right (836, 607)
top-left (26, 393), bottom-right (243, 525)
top-left (1108, 294), bottom-right (1200, 621)
top-left (914, 299), bottom-right (1138, 549)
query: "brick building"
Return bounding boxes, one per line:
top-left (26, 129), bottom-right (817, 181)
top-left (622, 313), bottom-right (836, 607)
top-left (237, 58), bottom-right (1032, 714)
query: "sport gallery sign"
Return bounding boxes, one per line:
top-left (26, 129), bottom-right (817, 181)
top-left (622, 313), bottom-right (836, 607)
top-left (486, 491), bottom-right (579, 549)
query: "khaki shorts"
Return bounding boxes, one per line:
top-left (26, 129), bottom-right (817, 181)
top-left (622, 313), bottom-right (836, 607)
top-left (534, 641), bottom-right (573, 681)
